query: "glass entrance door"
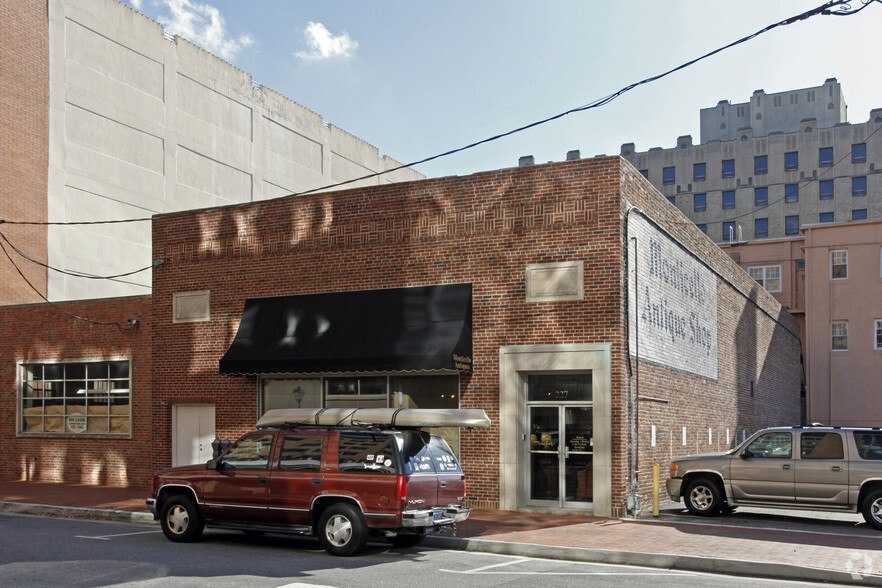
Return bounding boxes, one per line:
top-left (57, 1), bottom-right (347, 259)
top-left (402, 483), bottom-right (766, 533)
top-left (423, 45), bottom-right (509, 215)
top-left (528, 405), bottom-right (593, 507)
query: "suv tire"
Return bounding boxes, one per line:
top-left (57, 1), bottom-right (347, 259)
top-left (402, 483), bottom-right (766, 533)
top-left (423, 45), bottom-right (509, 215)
top-left (160, 495), bottom-right (205, 542)
top-left (317, 503), bottom-right (368, 556)
top-left (684, 477), bottom-right (723, 516)
top-left (861, 488), bottom-right (882, 530)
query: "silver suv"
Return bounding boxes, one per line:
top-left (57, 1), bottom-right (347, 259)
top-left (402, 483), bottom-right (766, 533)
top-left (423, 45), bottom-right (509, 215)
top-left (666, 426), bottom-right (882, 529)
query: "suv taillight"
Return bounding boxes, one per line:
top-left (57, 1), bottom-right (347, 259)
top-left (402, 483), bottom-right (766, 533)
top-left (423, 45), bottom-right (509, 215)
top-left (462, 475), bottom-right (467, 497)
top-left (395, 474), bottom-right (407, 502)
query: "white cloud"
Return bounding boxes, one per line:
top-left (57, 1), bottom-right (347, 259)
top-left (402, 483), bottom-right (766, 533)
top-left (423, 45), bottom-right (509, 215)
top-left (127, 0), bottom-right (143, 9)
top-left (155, 0), bottom-right (254, 60)
top-left (296, 22), bottom-right (358, 60)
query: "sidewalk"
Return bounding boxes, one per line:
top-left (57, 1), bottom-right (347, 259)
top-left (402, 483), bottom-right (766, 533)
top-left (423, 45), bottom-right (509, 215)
top-left (1, 479), bottom-right (881, 586)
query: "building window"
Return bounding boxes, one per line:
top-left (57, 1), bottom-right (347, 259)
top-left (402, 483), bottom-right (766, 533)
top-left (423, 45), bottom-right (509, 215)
top-left (784, 151), bottom-right (798, 171)
top-left (819, 147), bottom-right (834, 167)
top-left (754, 218), bottom-right (769, 238)
top-left (663, 167), bottom-right (675, 185)
top-left (748, 265), bottom-right (781, 292)
top-left (262, 375), bottom-right (458, 414)
top-left (722, 190), bottom-right (735, 209)
top-left (853, 209), bottom-right (868, 221)
top-left (820, 212), bottom-right (834, 223)
top-left (831, 249), bottom-right (848, 279)
top-left (722, 159), bottom-right (735, 178)
top-left (876, 319), bottom-right (882, 351)
top-left (640, 169), bottom-right (649, 179)
top-left (722, 221), bottom-right (736, 241)
top-left (853, 143), bottom-right (867, 163)
top-left (754, 155), bottom-right (768, 175)
top-left (832, 321), bottom-right (848, 351)
top-left (693, 163), bottom-right (706, 182)
top-left (785, 215), bottom-right (800, 235)
top-left (20, 360), bottom-right (132, 436)
top-left (754, 187), bottom-right (768, 206)
top-left (667, 196), bottom-right (676, 205)
top-left (694, 193), bottom-right (706, 212)
top-left (853, 176), bottom-right (867, 196)
top-left (819, 179), bottom-right (834, 200)
top-left (785, 184), bottom-right (799, 203)
top-left (697, 224), bottom-right (707, 234)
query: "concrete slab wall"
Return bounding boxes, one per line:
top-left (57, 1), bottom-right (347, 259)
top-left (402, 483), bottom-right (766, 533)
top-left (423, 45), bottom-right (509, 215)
top-left (46, 0), bottom-right (423, 301)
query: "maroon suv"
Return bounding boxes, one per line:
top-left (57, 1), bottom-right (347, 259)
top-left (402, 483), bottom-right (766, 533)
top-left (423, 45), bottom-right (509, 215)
top-left (146, 409), bottom-right (486, 556)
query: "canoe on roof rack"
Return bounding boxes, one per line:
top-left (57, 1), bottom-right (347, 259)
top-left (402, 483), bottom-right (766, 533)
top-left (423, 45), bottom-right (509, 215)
top-left (256, 407), bottom-right (491, 429)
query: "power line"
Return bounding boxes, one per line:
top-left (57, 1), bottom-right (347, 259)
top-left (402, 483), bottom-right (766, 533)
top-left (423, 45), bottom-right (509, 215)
top-left (0, 234), bottom-right (138, 332)
top-left (0, 229), bottom-right (152, 282)
top-left (1, 0), bottom-right (875, 229)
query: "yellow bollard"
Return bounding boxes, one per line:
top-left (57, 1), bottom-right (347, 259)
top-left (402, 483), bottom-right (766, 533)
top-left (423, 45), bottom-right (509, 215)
top-left (652, 464), bottom-right (659, 517)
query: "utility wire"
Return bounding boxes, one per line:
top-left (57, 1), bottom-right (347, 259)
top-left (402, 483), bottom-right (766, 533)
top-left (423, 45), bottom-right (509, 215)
top-left (0, 0), bottom-right (877, 331)
top-left (0, 0), bottom-right (875, 228)
top-left (0, 234), bottom-right (138, 332)
top-left (0, 229), bottom-right (152, 281)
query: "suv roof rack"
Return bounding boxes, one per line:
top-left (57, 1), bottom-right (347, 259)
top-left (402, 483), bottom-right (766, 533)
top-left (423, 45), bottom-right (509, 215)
top-left (256, 408), bottom-right (491, 430)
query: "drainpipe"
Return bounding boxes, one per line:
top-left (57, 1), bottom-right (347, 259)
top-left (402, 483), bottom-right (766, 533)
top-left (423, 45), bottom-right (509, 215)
top-left (627, 235), bottom-right (641, 516)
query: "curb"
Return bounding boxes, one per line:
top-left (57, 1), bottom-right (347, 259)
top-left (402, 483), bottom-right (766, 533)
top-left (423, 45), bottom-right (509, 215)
top-left (3, 501), bottom-right (880, 586)
top-left (0, 501), bottom-right (155, 525)
top-left (422, 535), bottom-right (882, 587)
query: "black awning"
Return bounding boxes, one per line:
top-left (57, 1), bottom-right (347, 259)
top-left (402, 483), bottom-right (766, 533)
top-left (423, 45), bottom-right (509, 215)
top-left (219, 283), bottom-right (472, 375)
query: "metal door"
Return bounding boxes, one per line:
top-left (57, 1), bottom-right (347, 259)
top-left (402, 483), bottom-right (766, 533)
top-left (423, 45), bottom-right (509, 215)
top-left (172, 404), bottom-right (215, 466)
top-left (527, 405), bottom-right (593, 508)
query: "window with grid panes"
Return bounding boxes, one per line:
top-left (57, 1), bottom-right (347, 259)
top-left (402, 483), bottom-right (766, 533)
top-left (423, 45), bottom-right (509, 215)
top-left (831, 249), bottom-right (848, 279)
top-left (20, 360), bottom-right (131, 435)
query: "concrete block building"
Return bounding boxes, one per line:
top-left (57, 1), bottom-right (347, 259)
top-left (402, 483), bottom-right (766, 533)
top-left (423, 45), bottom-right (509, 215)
top-left (1, 0), bottom-right (423, 304)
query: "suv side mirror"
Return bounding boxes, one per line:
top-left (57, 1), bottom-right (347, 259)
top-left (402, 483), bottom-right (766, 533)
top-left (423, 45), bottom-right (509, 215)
top-left (206, 459), bottom-right (218, 470)
top-left (741, 449), bottom-right (753, 459)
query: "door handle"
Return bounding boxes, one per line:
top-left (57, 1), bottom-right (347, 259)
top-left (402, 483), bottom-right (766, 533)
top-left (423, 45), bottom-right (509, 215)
top-left (311, 479), bottom-right (323, 486)
top-left (781, 464), bottom-right (792, 470)
top-left (258, 477), bottom-right (269, 484)
top-left (440, 480), bottom-right (447, 488)
top-left (831, 466), bottom-right (843, 472)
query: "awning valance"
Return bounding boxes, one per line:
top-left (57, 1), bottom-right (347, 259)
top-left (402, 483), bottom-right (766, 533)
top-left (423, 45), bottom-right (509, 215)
top-left (219, 283), bottom-right (472, 375)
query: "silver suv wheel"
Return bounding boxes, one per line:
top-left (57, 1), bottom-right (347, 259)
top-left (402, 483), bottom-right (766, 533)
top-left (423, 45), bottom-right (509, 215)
top-left (684, 477), bottom-right (723, 516)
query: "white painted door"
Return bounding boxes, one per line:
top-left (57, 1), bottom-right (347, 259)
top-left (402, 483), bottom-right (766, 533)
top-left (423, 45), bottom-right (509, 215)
top-left (173, 405), bottom-right (216, 466)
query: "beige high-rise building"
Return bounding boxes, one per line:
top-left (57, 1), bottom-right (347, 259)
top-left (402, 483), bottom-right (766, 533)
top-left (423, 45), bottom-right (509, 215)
top-left (621, 79), bottom-right (881, 245)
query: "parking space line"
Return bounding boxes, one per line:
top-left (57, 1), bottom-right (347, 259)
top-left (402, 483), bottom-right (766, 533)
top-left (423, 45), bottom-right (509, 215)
top-left (440, 554), bottom-right (694, 576)
top-left (75, 530), bottom-right (163, 540)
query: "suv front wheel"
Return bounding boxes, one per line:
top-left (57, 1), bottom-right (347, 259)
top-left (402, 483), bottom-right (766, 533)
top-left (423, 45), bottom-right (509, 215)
top-left (317, 503), bottom-right (368, 556)
top-left (684, 477), bottom-right (723, 516)
top-left (861, 488), bottom-right (882, 530)
top-left (160, 495), bottom-right (205, 542)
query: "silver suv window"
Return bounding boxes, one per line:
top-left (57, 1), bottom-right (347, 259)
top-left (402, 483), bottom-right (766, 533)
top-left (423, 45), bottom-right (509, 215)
top-left (855, 432), bottom-right (882, 460)
top-left (744, 431), bottom-right (792, 458)
top-left (800, 432), bottom-right (844, 459)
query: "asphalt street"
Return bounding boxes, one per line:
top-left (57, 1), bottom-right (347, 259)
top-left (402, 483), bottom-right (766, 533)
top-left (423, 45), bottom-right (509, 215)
top-left (0, 512), bottom-right (859, 588)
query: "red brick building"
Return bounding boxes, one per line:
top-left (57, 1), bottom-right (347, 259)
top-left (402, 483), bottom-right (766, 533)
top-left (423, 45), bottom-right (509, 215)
top-left (0, 1), bottom-right (49, 303)
top-left (3, 156), bottom-right (801, 516)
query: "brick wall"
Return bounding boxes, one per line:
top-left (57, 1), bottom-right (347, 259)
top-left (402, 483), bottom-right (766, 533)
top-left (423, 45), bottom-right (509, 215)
top-left (0, 0), bottom-right (49, 303)
top-left (619, 161), bottom-right (802, 511)
top-left (150, 156), bottom-right (801, 510)
top-left (0, 297), bottom-right (152, 487)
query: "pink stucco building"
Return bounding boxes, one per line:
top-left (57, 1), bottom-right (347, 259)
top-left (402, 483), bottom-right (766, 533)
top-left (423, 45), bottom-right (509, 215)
top-left (723, 219), bottom-right (882, 426)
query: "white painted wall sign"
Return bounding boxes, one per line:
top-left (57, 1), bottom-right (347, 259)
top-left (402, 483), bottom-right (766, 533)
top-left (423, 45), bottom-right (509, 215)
top-left (628, 214), bottom-right (719, 381)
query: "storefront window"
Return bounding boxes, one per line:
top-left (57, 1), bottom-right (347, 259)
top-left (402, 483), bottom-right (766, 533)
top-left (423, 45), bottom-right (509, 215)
top-left (20, 360), bottom-right (131, 436)
top-left (259, 374), bottom-right (461, 452)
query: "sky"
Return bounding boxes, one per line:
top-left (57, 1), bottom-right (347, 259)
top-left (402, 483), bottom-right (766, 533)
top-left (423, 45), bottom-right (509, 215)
top-left (122, 0), bottom-right (882, 180)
